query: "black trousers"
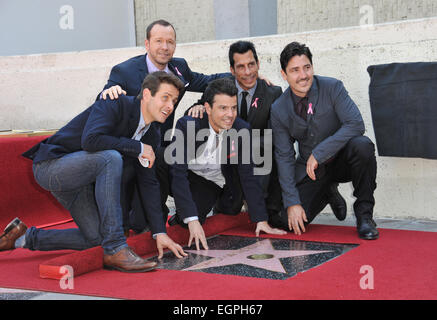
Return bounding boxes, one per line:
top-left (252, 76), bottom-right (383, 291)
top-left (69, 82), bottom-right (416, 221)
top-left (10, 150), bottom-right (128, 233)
top-left (270, 136), bottom-right (377, 230)
top-left (257, 158), bottom-right (283, 213)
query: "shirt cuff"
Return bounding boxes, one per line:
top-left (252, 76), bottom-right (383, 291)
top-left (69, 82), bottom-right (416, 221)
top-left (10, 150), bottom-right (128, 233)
top-left (183, 216), bottom-right (199, 224)
top-left (152, 232), bottom-right (166, 240)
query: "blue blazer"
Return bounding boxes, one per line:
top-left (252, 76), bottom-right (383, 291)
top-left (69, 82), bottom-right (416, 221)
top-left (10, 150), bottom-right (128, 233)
top-left (23, 96), bottom-right (167, 235)
top-left (101, 53), bottom-right (230, 144)
top-left (169, 115), bottom-right (269, 223)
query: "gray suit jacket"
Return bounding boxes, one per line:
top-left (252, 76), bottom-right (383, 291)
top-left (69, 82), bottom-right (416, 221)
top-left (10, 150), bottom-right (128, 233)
top-left (271, 75), bottom-right (365, 208)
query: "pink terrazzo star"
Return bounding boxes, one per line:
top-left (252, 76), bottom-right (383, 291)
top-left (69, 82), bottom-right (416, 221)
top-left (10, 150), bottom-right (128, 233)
top-left (183, 239), bottom-right (332, 274)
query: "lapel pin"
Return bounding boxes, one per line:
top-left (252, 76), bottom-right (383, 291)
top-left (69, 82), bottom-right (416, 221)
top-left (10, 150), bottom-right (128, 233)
top-left (251, 97), bottom-right (259, 108)
top-left (307, 103), bottom-right (314, 115)
top-left (174, 66), bottom-right (182, 77)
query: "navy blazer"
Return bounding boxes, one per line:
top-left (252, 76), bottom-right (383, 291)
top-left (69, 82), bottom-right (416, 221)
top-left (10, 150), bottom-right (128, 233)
top-left (271, 75), bottom-right (365, 208)
top-left (169, 115), bottom-right (269, 223)
top-left (23, 95), bottom-right (167, 235)
top-left (101, 53), bottom-right (230, 144)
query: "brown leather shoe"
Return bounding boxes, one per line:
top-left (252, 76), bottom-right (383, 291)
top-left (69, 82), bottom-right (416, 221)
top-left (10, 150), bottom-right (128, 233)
top-left (103, 247), bottom-right (157, 273)
top-left (0, 218), bottom-right (28, 251)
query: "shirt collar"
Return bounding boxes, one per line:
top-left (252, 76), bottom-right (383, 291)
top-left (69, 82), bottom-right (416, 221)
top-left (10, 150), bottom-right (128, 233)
top-left (235, 79), bottom-right (257, 98)
top-left (291, 90), bottom-right (309, 105)
top-left (138, 109), bottom-right (151, 133)
top-left (146, 54), bottom-right (170, 74)
top-left (208, 122), bottom-right (226, 138)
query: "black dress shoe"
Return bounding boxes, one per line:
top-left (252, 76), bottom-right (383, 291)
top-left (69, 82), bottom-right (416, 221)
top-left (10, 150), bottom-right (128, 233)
top-left (357, 217), bottom-right (379, 240)
top-left (326, 183), bottom-right (347, 221)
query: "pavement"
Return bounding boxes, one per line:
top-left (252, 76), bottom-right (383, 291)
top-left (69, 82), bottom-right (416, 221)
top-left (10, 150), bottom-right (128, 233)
top-left (1, 212), bottom-right (436, 300)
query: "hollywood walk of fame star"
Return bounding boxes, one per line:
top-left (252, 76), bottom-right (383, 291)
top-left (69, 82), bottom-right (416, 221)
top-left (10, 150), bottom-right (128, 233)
top-left (183, 239), bottom-right (332, 274)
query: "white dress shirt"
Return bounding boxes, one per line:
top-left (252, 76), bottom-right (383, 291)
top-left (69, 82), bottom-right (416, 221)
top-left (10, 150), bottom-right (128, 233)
top-left (184, 124), bottom-right (226, 223)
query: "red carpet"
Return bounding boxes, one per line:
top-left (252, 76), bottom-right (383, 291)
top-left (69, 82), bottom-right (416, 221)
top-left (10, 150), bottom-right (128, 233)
top-left (0, 214), bottom-right (436, 300)
top-left (0, 136), bottom-right (72, 229)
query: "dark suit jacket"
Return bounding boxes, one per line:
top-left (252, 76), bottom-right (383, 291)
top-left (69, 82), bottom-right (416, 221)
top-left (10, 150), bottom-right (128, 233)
top-left (191, 77), bottom-right (282, 128)
top-left (22, 96), bottom-right (167, 235)
top-left (271, 75), bottom-right (365, 208)
top-left (189, 77), bottom-right (282, 158)
top-left (169, 115), bottom-right (269, 223)
top-left (101, 53), bottom-right (230, 144)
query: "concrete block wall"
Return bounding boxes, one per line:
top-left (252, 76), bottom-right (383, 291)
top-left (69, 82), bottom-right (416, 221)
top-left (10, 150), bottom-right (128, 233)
top-left (134, 0), bottom-right (216, 44)
top-left (134, 0), bottom-right (437, 43)
top-left (1, 18), bottom-right (436, 221)
top-left (278, 0), bottom-right (437, 34)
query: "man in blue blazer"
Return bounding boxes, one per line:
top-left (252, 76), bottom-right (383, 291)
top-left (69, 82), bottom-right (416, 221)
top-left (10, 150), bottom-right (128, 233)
top-left (157, 78), bottom-right (286, 249)
top-left (0, 72), bottom-right (188, 272)
top-left (271, 42), bottom-right (379, 240)
top-left (99, 19), bottom-right (230, 145)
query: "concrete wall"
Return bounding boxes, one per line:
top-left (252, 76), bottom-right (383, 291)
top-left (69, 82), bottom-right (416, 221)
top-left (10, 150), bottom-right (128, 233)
top-left (133, 0), bottom-right (277, 44)
top-left (134, 0), bottom-right (437, 43)
top-left (1, 18), bottom-right (436, 221)
top-left (134, 0), bottom-right (216, 44)
top-left (278, 0), bottom-right (437, 34)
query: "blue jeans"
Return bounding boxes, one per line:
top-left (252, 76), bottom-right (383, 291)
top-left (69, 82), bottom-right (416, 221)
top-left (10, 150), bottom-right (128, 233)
top-left (25, 150), bottom-right (128, 255)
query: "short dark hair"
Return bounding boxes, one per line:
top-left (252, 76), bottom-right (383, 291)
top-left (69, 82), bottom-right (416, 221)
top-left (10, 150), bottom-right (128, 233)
top-left (203, 78), bottom-right (238, 107)
top-left (137, 71), bottom-right (184, 99)
top-left (280, 42), bottom-right (313, 72)
top-left (229, 41), bottom-right (259, 68)
top-left (146, 19), bottom-right (176, 40)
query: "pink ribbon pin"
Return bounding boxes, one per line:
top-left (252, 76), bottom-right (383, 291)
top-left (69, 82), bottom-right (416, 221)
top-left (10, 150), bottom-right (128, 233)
top-left (174, 67), bottom-right (182, 77)
top-left (228, 140), bottom-right (236, 158)
top-left (307, 103), bottom-right (314, 115)
top-left (251, 98), bottom-right (259, 108)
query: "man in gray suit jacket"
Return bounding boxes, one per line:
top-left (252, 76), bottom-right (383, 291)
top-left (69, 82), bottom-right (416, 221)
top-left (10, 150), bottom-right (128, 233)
top-left (271, 42), bottom-right (378, 240)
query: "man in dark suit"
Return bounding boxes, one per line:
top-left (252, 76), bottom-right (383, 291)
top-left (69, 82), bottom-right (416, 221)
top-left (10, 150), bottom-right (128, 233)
top-left (157, 78), bottom-right (286, 249)
top-left (0, 72), bottom-right (188, 272)
top-left (271, 42), bottom-right (378, 240)
top-left (99, 19), bottom-right (230, 145)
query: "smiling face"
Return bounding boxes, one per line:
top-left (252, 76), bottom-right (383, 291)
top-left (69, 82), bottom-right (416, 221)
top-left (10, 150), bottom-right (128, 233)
top-left (205, 94), bottom-right (238, 133)
top-left (230, 50), bottom-right (259, 91)
top-left (281, 54), bottom-right (314, 97)
top-left (144, 24), bottom-right (176, 69)
top-left (141, 83), bottom-right (179, 124)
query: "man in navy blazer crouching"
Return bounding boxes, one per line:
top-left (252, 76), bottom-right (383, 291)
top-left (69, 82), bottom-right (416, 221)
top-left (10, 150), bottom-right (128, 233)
top-left (0, 72), bottom-right (188, 272)
top-left (156, 78), bottom-right (286, 250)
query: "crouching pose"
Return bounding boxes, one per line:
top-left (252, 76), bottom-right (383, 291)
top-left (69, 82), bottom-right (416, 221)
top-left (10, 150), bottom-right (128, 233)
top-left (157, 78), bottom-right (286, 250)
top-left (0, 72), bottom-right (188, 272)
